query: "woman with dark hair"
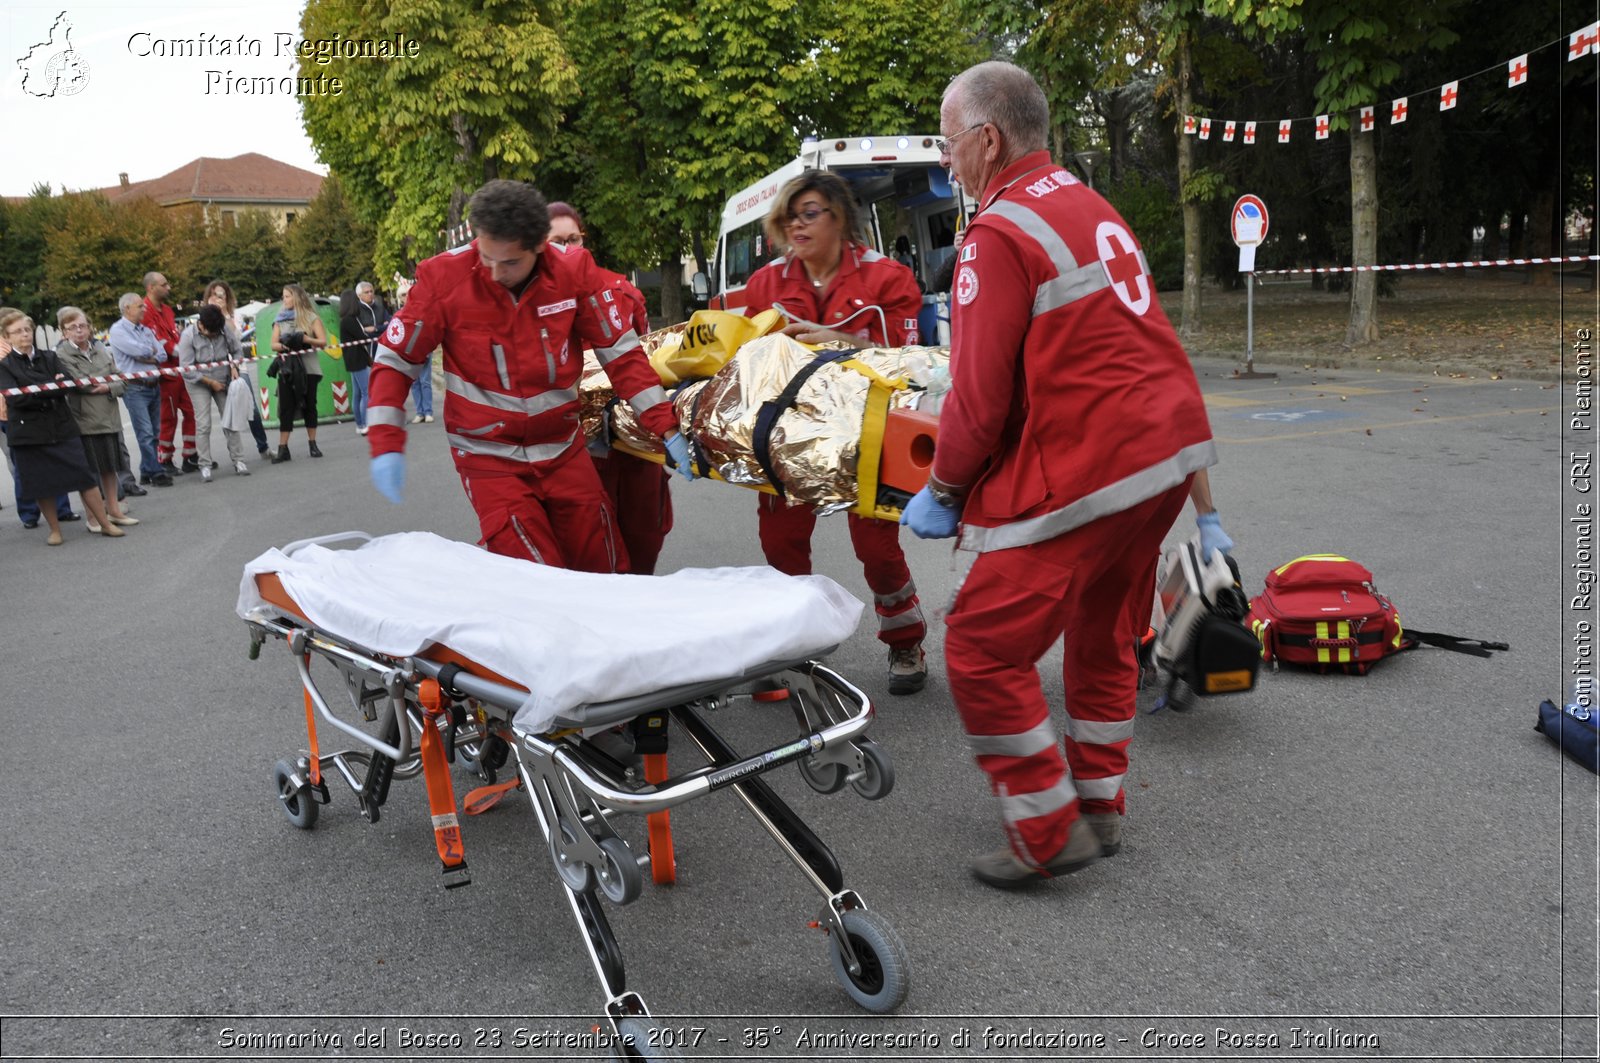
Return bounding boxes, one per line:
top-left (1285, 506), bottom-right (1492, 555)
top-left (0, 310), bottom-right (121, 544)
top-left (268, 283), bottom-right (329, 463)
top-left (203, 279), bottom-right (269, 456)
top-left (740, 171), bottom-right (930, 695)
top-left (546, 200), bottom-right (675, 574)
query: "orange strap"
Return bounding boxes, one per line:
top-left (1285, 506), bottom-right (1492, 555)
top-left (463, 778), bottom-right (521, 816)
top-left (417, 679), bottom-right (470, 883)
top-left (301, 656), bottom-right (321, 787)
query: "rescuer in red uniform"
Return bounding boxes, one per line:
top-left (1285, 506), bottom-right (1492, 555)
top-left (546, 201), bottom-right (675, 575)
top-left (741, 171), bottom-right (930, 694)
top-left (142, 272), bottom-right (198, 477)
top-left (366, 180), bottom-right (693, 572)
top-left (902, 62), bottom-right (1217, 887)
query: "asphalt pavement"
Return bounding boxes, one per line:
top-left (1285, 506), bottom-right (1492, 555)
top-left (0, 355), bottom-right (1592, 1062)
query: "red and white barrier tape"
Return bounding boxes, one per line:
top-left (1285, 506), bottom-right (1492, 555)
top-left (1, 337), bottom-right (381, 399)
top-left (1256, 254), bottom-right (1599, 276)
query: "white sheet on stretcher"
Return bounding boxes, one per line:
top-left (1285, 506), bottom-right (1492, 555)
top-left (237, 531), bottom-right (865, 734)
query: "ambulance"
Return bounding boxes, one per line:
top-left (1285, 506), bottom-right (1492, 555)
top-left (700, 135), bottom-right (974, 342)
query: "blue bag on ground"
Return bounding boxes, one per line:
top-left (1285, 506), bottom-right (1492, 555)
top-left (1535, 699), bottom-right (1600, 774)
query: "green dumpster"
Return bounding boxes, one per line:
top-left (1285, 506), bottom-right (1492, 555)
top-left (251, 297), bottom-right (354, 428)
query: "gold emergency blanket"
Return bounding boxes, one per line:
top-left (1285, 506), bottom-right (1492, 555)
top-left (581, 328), bottom-right (948, 515)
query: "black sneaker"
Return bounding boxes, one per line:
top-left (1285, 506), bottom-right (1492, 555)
top-left (125, 483), bottom-right (148, 497)
top-left (180, 458), bottom-right (200, 473)
top-left (160, 461), bottom-right (183, 477)
top-left (152, 474), bottom-right (174, 487)
top-left (887, 645), bottom-right (927, 695)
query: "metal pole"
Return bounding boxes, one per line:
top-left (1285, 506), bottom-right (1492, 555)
top-left (1246, 271), bottom-right (1254, 373)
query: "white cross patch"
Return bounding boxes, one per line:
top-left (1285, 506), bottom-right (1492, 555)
top-left (956, 265), bottom-right (980, 306)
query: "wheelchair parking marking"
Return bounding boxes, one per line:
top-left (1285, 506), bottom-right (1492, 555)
top-left (1213, 405), bottom-right (1554, 444)
top-left (1238, 408), bottom-right (1351, 422)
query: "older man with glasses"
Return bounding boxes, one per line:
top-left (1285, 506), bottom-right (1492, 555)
top-left (107, 292), bottom-right (171, 486)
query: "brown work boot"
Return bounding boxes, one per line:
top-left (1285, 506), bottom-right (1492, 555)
top-left (1083, 812), bottom-right (1123, 856)
top-left (887, 644), bottom-right (927, 695)
top-left (969, 816), bottom-right (1102, 889)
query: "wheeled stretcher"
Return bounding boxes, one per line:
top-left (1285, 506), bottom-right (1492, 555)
top-left (239, 532), bottom-right (911, 1050)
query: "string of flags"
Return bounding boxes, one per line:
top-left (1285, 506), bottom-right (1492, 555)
top-left (1183, 21), bottom-right (1597, 145)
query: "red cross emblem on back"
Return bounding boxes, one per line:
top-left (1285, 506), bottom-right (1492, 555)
top-left (1095, 221), bottom-right (1151, 317)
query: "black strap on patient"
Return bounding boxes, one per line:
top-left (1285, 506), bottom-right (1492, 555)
top-left (752, 349), bottom-right (857, 499)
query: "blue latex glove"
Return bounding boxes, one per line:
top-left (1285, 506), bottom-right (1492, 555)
top-left (900, 485), bottom-right (960, 539)
top-left (1196, 511), bottom-right (1234, 560)
top-left (371, 452), bottom-right (406, 505)
top-left (663, 432), bottom-right (696, 482)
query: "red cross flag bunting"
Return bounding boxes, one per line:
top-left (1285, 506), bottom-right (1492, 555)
top-left (1440, 81), bottom-right (1459, 110)
top-left (1184, 114), bottom-right (1197, 134)
top-left (1244, 121), bottom-right (1257, 144)
top-left (1359, 106), bottom-right (1375, 132)
top-left (1390, 97), bottom-right (1408, 124)
top-left (1199, 118), bottom-right (1212, 139)
top-left (1223, 120), bottom-right (1236, 142)
top-left (1278, 120), bottom-right (1292, 143)
top-left (1509, 54), bottom-right (1528, 86)
top-left (1315, 114), bottom-right (1330, 140)
top-left (1571, 22), bottom-right (1599, 61)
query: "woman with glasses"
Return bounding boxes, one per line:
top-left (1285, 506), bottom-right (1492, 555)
top-left (54, 307), bottom-right (138, 530)
top-left (740, 171), bottom-right (930, 696)
top-left (547, 202), bottom-right (675, 575)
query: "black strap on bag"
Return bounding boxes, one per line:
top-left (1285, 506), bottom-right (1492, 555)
top-left (1403, 629), bottom-right (1511, 658)
top-left (751, 349), bottom-right (857, 499)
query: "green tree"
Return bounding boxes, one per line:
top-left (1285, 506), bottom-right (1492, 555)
top-left (282, 176), bottom-right (378, 295)
top-left (298, 0), bottom-right (577, 279)
top-left (38, 196), bottom-right (203, 327)
top-left (194, 213), bottom-right (290, 305)
top-left (0, 185), bottom-right (71, 322)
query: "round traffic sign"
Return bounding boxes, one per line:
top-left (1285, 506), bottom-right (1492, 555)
top-left (1231, 195), bottom-right (1269, 247)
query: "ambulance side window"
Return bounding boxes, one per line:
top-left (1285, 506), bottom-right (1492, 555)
top-left (723, 220), bottom-right (774, 289)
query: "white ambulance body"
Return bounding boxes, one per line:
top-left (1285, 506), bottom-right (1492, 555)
top-left (705, 136), bottom-right (973, 342)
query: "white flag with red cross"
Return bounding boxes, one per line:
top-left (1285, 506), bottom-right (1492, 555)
top-left (1223, 120), bottom-right (1236, 142)
top-left (1570, 22), bottom-right (1599, 61)
top-left (1390, 97), bottom-right (1408, 124)
top-left (1199, 118), bottom-right (1211, 139)
top-left (1439, 81), bottom-right (1458, 111)
top-left (1278, 120), bottom-right (1292, 143)
top-left (1184, 114), bottom-right (1197, 135)
top-left (1314, 114), bottom-right (1330, 140)
top-left (1508, 54), bottom-right (1528, 86)
top-left (1359, 106), bottom-right (1375, 132)
top-left (1243, 121), bottom-right (1257, 144)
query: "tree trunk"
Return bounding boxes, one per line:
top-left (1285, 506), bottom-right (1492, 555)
top-left (659, 248), bottom-right (684, 325)
top-left (1508, 211), bottom-right (1525, 257)
top-left (1176, 36), bottom-right (1202, 341)
top-left (1345, 129), bottom-right (1379, 346)
top-left (1526, 183), bottom-right (1556, 286)
top-left (1483, 212), bottom-right (1502, 259)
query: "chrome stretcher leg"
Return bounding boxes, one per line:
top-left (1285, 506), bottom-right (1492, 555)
top-left (671, 703), bottom-right (910, 1013)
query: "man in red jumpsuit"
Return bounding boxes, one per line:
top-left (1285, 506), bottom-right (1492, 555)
top-left (547, 201), bottom-right (675, 575)
top-left (143, 272), bottom-right (198, 477)
top-left (741, 171), bottom-right (930, 694)
top-left (902, 62), bottom-right (1216, 887)
top-left (367, 180), bottom-right (693, 572)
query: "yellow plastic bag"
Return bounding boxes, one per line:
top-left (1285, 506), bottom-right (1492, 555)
top-left (652, 308), bottom-right (787, 384)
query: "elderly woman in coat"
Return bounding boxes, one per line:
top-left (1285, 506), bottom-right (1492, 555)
top-left (55, 306), bottom-right (137, 529)
top-left (0, 310), bottom-right (120, 544)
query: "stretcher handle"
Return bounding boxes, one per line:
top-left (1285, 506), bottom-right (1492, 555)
top-left (279, 530), bottom-right (376, 558)
top-left (291, 636), bottom-right (413, 763)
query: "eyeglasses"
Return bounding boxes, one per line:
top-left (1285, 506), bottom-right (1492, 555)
top-left (550, 234), bottom-right (585, 247)
top-left (784, 206), bottom-right (833, 228)
top-left (936, 123), bottom-right (985, 156)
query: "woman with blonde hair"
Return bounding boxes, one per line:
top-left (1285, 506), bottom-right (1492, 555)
top-left (268, 283), bottom-right (329, 463)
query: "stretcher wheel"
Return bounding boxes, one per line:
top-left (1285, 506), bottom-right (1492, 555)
top-left (827, 908), bottom-right (910, 1013)
top-left (849, 740), bottom-right (895, 801)
top-left (550, 819), bottom-right (596, 893)
top-left (797, 755), bottom-right (848, 794)
top-left (272, 759), bottom-right (319, 830)
top-left (613, 1016), bottom-right (684, 1060)
top-left (595, 836), bottom-right (643, 905)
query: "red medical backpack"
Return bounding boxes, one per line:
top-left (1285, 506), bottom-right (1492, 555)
top-left (1245, 554), bottom-right (1507, 674)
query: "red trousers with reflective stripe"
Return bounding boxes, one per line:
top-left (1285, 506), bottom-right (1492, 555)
top-left (944, 481), bottom-right (1190, 864)
top-left (757, 494), bottom-right (924, 648)
top-left (461, 447), bottom-right (626, 573)
top-left (592, 450), bottom-right (673, 576)
top-left (157, 377), bottom-right (196, 463)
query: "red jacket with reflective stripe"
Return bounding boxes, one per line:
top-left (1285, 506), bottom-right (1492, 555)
top-left (142, 298), bottom-right (180, 365)
top-left (741, 243), bottom-right (922, 346)
top-left (367, 242), bottom-right (674, 472)
top-left (933, 151), bottom-right (1214, 554)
